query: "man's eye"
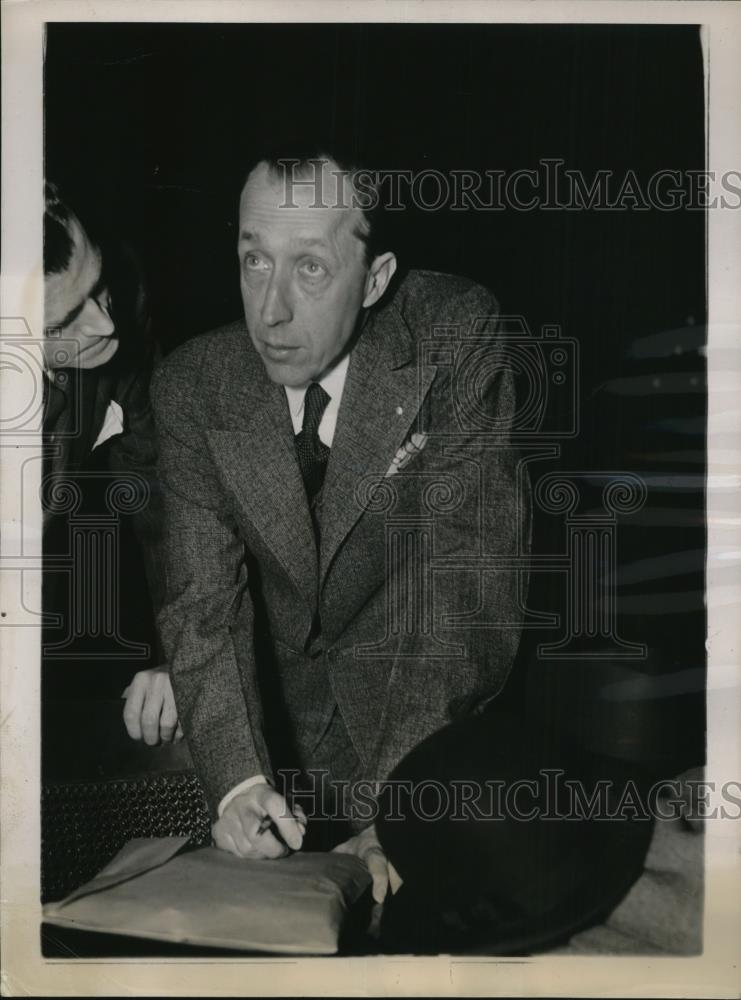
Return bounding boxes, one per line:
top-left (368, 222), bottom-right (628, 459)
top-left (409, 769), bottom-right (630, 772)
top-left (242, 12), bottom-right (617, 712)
top-left (244, 253), bottom-right (268, 271)
top-left (299, 260), bottom-right (327, 278)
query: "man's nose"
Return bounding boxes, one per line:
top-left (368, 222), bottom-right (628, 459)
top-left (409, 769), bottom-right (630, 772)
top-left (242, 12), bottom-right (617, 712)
top-left (261, 271), bottom-right (293, 327)
top-left (79, 296), bottom-right (115, 338)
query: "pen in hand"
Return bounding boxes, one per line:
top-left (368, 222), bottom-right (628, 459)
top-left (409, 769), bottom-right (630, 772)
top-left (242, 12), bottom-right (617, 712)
top-left (256, 802), bottom-right (307, 848)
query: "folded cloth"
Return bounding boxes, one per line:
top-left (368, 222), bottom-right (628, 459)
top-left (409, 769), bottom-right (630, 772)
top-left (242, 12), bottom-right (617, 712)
top-left (43, 837), bottom-right (371, 955)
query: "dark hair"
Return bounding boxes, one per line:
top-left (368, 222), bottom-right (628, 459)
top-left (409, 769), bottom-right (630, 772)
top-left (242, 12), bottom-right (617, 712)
top-left (43, 182), bottom-right (154, 370)
top-left (242, 141), bottom-right (395, 267)
top-left (43, 182), bottom-right (78, 277)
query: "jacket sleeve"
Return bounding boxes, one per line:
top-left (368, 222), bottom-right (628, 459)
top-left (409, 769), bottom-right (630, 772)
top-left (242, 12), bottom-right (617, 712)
top-left (360, 285), bottom-right (533, 808)
top-left (150, 350), bottom-right (273, 818)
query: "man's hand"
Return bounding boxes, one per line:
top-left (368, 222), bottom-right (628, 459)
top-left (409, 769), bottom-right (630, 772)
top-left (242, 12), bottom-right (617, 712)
top-left (212, 784), bottom-right (307, 860)
top-left (122, 666), bottom-right (183, 746)
top-left (333, 825), bottom-right (403, 904)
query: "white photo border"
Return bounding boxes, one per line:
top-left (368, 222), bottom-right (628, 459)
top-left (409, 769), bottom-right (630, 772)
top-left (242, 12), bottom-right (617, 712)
top-left (1, 1), bottom-right (739, 996)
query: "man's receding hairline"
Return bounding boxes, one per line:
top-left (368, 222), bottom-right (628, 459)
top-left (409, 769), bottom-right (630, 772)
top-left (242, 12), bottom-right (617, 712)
top-left (242, 158), bottom-right (364, 206)
top-left (255, 154), bottom-right (348, 180)
top-left (239, 165), bottom-right (371, 259)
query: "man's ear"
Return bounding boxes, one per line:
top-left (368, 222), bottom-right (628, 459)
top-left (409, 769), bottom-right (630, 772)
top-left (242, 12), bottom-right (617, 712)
top-left (362, 252), bottom-right (397, 309)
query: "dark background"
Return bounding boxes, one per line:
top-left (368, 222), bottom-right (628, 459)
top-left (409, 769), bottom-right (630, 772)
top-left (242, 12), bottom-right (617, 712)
top-left (44, 22), bottom-right (706, 777)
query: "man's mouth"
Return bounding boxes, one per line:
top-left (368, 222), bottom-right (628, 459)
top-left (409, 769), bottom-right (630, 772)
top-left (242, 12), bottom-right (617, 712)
top-left (77, 336), bottom-right (119, 368)
top-left (261, 342), bottom-right (300, 362)
top-left (80, 335), bottom-right (117, 354)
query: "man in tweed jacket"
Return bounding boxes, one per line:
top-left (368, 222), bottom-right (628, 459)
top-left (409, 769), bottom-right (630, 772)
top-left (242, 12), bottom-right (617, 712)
top-left (152, 152), bottom-right (529, 908)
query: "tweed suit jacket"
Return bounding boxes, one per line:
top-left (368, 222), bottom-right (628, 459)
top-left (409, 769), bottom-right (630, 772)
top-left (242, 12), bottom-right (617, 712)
top-left (152, 269), bottom-right (532, 819)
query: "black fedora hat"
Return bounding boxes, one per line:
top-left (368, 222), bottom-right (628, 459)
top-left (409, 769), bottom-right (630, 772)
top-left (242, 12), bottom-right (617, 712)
top-left (375, 703), bottom-right (655, 955)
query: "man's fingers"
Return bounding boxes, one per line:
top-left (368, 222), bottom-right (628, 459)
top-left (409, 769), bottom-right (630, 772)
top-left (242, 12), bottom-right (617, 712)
top-left (159, 683), bottom-right (179, 743)
top-left (214, 789), bottom-right (303, 861)
top-left (212, 822), bottom-right (242, 857)
top-left (331, 828), bottom-right (392, 900)
top-left (122, 669), bottom-right (182, 747)
top-left (368, 901), bottom-right (384, 939)
top-left (173, 722), bottom-right (185, 742)
top-left (228, 817), bottom-right (254, 857)
top-left (219, 831), bottom-right (239, 856)
top-left (264, 794), bottom-right (304, 851)
top-left (388, 860), bottom-right (403, 895)
top-left (159, 704), bottom-right (178, 744)
top-left (217, 810), bottom-right (273, 859)
top-left (141, 689), bottom-right (165, 746)
top-left (252, 825), bottom-right (290, 859)
top-left (122, 675), bottom-right (146, 740)
top-left (365, 846), bottom-right (390, 904)
top-left (159, 720), bottom-right (177, 743)
top-left (232, 798), bottom-right (291, 859)
top-left (214, 815), bottom-right (282, 860)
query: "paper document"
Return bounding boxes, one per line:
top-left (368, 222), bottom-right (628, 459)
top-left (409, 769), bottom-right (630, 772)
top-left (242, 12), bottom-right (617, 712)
top-left (43, 837), bottom-right (372, 954)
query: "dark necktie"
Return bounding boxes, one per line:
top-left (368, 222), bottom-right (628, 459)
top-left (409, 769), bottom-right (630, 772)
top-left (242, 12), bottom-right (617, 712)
top-left (295, 382), bottom-right (331, 513)
top-left (295, 384), bottom-right (330, 647)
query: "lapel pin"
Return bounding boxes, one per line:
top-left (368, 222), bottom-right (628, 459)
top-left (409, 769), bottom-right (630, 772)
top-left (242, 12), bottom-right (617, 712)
top-left (395, 405), bottom-right (403, 415)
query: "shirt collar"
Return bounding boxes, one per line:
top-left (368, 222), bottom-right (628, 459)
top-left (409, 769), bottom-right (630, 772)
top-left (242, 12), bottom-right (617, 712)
top-left (284, 353), bottom-right (350, 418)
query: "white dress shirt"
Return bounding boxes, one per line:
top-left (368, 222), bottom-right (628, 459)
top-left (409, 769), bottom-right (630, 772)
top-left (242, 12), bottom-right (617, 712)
top-left (217, 353), bottom-right (350, 818)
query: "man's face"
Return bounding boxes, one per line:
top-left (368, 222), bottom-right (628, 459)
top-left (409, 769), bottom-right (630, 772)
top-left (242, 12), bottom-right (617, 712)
top-left (238, 161), bottom-right (371, 387)
top-left (44, 215), bottom-right (118, 370)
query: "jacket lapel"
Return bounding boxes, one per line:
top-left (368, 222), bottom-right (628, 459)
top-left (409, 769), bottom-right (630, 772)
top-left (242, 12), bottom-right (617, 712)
top-left (209, 366), bottom-right (318, 611)
top-left (65, 368), bottom-right (105, 470)
top-left (319, 302), bottom-right (436, 585)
